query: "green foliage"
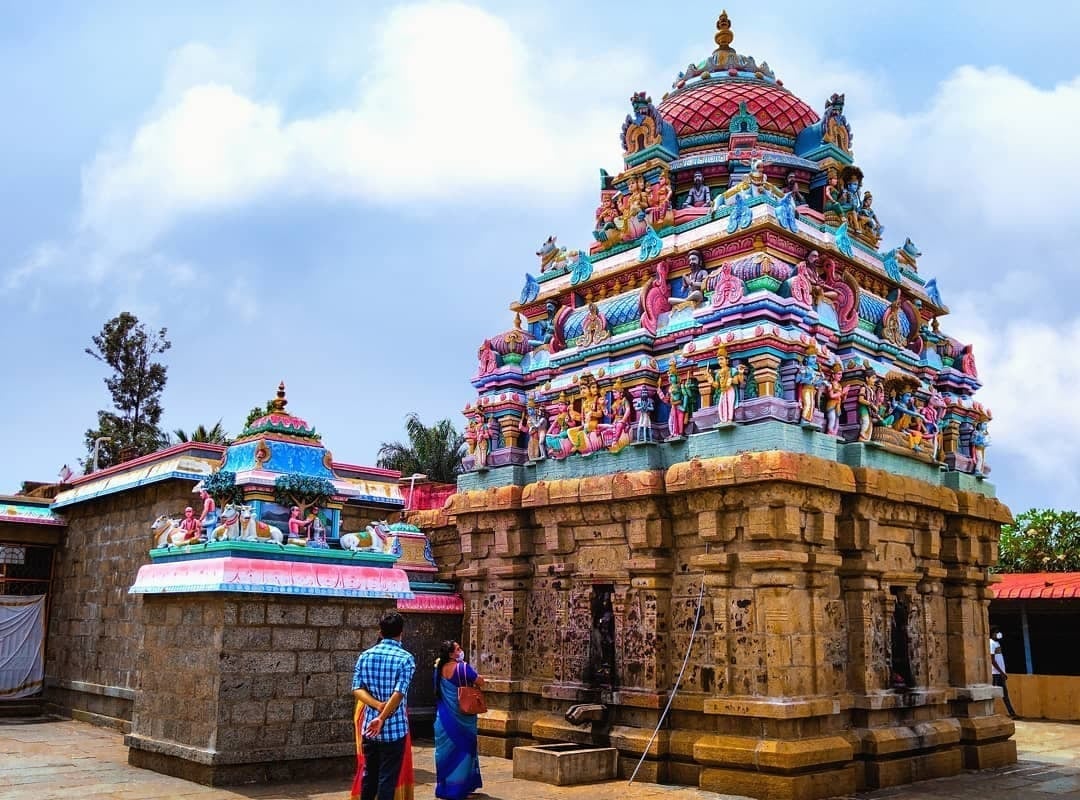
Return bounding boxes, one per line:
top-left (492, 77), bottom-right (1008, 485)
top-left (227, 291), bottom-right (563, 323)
top-left (173, 420), bottom-right (229, 445)
top-left (376, 413), bottom-right (465, 484)
top-left (244, 401), bottom-right (275, 430)
top-left (83, 312), bottom-right (171, 471)
top-left (274, 474), bottom-right (336, 515)
top-left (997, 508), bottom-right (1080, 573)
top-left (202, 470), bottom-right (244, 507)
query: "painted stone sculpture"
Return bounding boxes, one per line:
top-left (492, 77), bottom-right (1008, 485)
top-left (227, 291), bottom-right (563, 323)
top-left (463, 11), bottom-right (993, 480)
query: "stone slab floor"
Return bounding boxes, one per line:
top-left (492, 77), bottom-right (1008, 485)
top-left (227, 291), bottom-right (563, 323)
top-left (1, 718), bottom-right (1078, 800)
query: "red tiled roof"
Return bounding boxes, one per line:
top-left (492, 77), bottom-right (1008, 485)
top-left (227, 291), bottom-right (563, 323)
top-left (993, 572), bottom-right (1080, 600)
top-left (659, 80), bottom-right (819, 139)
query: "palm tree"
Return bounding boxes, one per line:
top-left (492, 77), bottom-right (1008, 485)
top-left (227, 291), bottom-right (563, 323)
top-left (377, 413), bottom-right (465, 484)
top-left (172, 419), bottom-right (229, 445)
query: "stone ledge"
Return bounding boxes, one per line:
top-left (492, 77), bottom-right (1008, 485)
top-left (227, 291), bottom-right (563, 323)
top-left (127, 746), bottom-right (354, 787)
top-left (850, 689), bottom-right (954, 710)
top-left (855, 718), bottom-right (961, 756)
top-left (861, 746), bottom-right (962, 789)
top-left (700, 763), bottom-right (857, 800)
top-left (694, 734), bottom-right (853, 772)
top-left (46, 678), bottom-right (136, 701)
top-left (125, 733), bottom-right (353, 766)
top-left (704, 695), bottom-right (845, 719)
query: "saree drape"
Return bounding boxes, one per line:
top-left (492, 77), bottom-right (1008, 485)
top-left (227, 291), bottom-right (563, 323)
top-left (351, 700), bottom-right (414, 800)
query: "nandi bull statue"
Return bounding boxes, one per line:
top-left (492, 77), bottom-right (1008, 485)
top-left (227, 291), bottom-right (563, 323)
top-left (212, 503), bottom-right (284, 544)
top-left (151, 513), bottom-right (202, 548)
top-left (340, 520), bottom-right (397, 554)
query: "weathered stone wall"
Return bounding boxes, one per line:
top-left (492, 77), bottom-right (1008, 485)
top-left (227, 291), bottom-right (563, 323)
top-left (126, 593), bottom-right (393, 785)
top-left (45, 479), bottom-right (193, 729)
top-left (413, 449), bottom-right (1015, 799)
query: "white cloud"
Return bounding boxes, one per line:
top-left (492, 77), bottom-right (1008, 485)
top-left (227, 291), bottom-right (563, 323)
top-left (75, 1), bottom-right (636, 264)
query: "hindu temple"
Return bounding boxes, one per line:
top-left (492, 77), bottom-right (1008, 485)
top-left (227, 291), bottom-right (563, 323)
top-left (0, 383), bottom-right (462, 785)
top-left (412, 11), bottom-right (1015, 798)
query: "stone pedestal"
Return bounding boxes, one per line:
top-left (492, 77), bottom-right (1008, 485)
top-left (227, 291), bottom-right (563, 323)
top-left (125, 593), bottom-right (395, 785)
top-left (417, 447), bottom-right (1015, 800)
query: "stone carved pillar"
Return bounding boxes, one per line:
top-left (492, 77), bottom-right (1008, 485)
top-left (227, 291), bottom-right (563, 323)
top-left (748, 352), bottom-right (782, 399)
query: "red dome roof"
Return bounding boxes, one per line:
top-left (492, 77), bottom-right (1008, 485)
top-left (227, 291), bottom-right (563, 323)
top-left (659, 80), bottom-right (819, 139)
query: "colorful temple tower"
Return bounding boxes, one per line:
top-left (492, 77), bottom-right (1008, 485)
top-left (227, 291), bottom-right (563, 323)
top-left (421, 12), bottom-right (1015, 799)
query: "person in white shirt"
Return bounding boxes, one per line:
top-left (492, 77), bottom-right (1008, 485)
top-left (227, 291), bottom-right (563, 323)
top-left (989, 626), bottom-right (1017, 718)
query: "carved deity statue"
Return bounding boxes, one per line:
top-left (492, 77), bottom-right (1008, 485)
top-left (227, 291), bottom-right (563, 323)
top-left (683, 171), bottom-right (712, 208)
top-left (579, 303), bottom-right (610, 348)
top-left (795, 342), bottom-right (825, 424)
top-left (971, 420), bottom-right (990, 475)
top-left (856, 369), bottom-right (882, 442)
top-left (705, 346), bottom-right (746, 425)
top-left (657, 366), bottom-right (693, 439)
top-left (672, 250), bottom-right (709, 311)
top-left (633, 386), bottom-right (655, 443)
top-left (822, 92), bottom-right (853, 152)
top-left (858, 191), bottom-right (884, 240)
top-left (822, 364), bottom-right (845, 436)
top-left (520, 397), bottom-right (548, 461)
top-left (477, 339), bottom-right (498, 376)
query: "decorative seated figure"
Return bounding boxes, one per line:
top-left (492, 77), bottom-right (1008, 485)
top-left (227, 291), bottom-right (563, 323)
top-left (746, 159), bottom-right (769, 197)
top-left (672, 250), bottom-right (709, 311)
top-left (177, 507), bottom-right (202, 543)
top-left (857, 191), bottom-right (884, 243)
top-left (683, 171), bottom-right (712, 208)
top-left (288, 506), bottom-right (312, 544)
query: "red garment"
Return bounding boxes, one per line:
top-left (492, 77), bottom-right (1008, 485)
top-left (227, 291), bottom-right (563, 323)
top-left (351, 700), bottom-right (414, 800)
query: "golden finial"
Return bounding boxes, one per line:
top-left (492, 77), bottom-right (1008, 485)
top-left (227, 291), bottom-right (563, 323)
top-left (717, 343), bottom-right (728, 360)
top-left (514, 312), bottom-right (523, 330)
top-left (714, 9), bottom-right (734, 51)
top-left (270, 381), bottom-right (288, 413)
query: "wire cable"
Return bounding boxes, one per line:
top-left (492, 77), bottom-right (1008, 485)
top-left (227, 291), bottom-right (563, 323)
top-left (628, 567), bottom-right (707, 784)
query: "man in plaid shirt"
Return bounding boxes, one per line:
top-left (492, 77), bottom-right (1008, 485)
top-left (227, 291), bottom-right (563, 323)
top-left (352, 611), bottom-right (416, 800)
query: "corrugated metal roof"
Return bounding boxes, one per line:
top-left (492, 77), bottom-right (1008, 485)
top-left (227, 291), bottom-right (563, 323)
top-left (993, 572), bottom-right (1080, 600)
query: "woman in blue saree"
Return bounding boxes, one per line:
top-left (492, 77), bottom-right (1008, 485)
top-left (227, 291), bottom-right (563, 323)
top-left (434, 640), bottom-right (484, 799)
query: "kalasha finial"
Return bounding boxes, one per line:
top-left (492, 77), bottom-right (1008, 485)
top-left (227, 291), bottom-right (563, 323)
top-left (714, 9), bottom-right (734, 51)
top-left (270, 381), bottom-right (288, 413)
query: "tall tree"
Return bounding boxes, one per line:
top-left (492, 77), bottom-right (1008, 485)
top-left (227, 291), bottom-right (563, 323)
top-left (376, 413), bottom-right (465, 484)
top-left (83, 312), bottom-right (171, 471)
top-left (274, 474), bottom-right (336, 518)
top-left (244, 400), bottom-right (276, 430)
top-left (173, 420), bottom-right (229, 444)
top-left (998, 508), bottom-right (1080, 572)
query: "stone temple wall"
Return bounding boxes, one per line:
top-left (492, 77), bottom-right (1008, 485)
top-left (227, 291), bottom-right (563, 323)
top-left (45, 479), bottom-right (193, 730)
top-left (126, 594), bottom-right (392, 785)
top-left (413, 449), bottom-right (1014, 798)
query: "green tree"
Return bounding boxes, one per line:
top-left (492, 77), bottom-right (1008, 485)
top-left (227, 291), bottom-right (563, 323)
top-left (173, 420), bottom-right (229, 444)
top-left (83, 312), bottom-right (171, 471)
top-left (998, 508), bottom-right (1080, 572)
top-left (274, 474), bottom-right (336, 518)
top-left (243, 401), bottom-right (275, 430)
top-left (201, 470), bottom-right (244, 507)
top-left (376, 413), bottom-right (465, 484)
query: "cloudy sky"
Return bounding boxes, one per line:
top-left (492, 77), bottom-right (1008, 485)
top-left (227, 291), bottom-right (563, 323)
top-left (2, 0), bottom-right (1077, 513)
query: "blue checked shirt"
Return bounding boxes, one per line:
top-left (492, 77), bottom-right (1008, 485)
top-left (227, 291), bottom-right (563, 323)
top-left (352, 638), bottom-right (415, 742)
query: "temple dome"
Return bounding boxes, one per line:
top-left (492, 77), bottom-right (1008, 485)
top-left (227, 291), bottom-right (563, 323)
top-left (658, 10), bottom-right (818, 141)
top-left (659, 80), bottom-right (818, 140)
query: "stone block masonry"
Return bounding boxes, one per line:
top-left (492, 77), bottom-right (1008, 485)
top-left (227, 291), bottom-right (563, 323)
top-left (125, 593), bottom-right (395, 785)
top-left (412, 449), bottom-right (1015, 800)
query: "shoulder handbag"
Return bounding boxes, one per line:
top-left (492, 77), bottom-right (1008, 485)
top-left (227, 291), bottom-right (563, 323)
top-left (455, 661), bottom-right (487, 715)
